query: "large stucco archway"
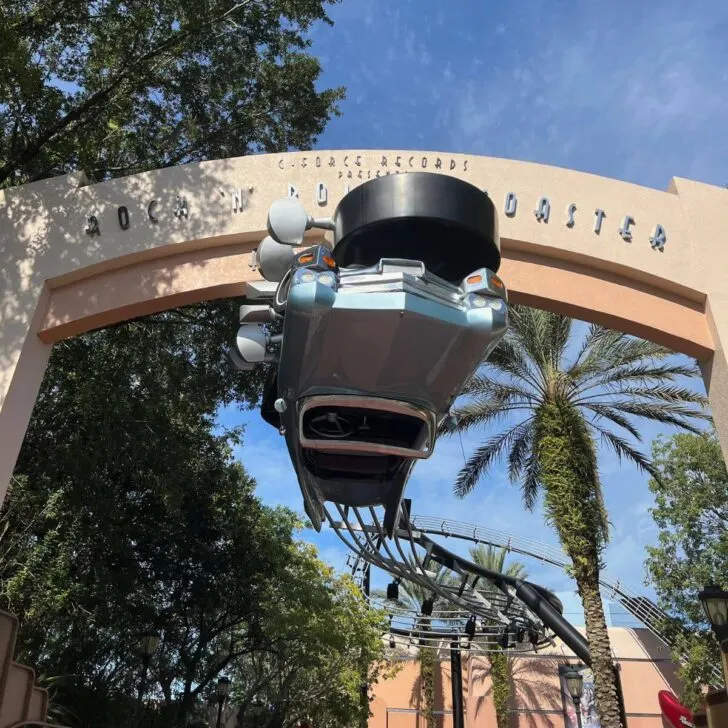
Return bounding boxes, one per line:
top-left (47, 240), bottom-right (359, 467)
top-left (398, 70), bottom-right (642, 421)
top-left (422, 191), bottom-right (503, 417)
top-left (2, 150), bottom-right (727, 504)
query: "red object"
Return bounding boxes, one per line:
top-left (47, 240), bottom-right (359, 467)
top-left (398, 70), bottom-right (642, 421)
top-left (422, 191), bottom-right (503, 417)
top-left (658, 690), bottom-right (694, 727)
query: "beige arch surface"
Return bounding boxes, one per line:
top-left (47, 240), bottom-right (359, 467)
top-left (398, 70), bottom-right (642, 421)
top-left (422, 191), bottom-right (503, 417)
top-left (2, 150), bottom-right (728, 504)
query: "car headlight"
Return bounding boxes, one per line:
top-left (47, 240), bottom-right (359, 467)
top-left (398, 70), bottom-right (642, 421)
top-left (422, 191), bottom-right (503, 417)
top-left (297, 270), bottom-right (316, 284)
top-left (317, 272), bottom-right (336, 287)
top-left (467, 293), bottom-right (505, 311)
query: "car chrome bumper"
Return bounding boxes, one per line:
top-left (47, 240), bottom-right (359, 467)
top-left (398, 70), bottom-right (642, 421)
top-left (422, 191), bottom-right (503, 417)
top-left (298, 394), bottom-right (437, 459)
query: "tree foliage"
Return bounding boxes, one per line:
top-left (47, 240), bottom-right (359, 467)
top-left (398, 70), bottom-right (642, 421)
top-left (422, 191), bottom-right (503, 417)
top-left (0, 0), bottom-right (344, 187)
top-left (645, 430), bottom-right (727, 708)
top-left (224, 544), bottom-right (390, 728)
top-left (418, 645), bottom-right (436, 728)
top-left (445, 306), bottom-right (708, 728)
top-left (2, 302), bottom-right (386, 728)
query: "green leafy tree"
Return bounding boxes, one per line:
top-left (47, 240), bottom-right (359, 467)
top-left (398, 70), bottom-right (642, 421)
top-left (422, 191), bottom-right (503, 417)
top-left (0, 0), bottom-right (344, 188)
top-left (444, 306), bottom-right (708, 728)
top-left (231, 544), bottom-right (390, 728)
top-left (645, 430), bottom-right (727, 709)
top-left (0, 305), bottom-right (272, 726)
top-left (3, 301), bottom-right (390, 728)
top-left (469, 545), bottom-right (527, 728)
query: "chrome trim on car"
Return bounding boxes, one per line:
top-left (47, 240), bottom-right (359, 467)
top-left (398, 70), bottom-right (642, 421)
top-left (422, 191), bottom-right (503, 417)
top-left (338, 274), bottom-right (464, 307)
top-left (298, 395), bottom-right (437, 459)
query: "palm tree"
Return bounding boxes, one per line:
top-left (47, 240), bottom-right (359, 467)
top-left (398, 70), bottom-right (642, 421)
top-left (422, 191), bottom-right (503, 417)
top-left (470, 544), bottom-right (527, 581)
top-left (469, 545), bottom-right (527, 728)
top-left (444, 305), bottom-right (708, 728)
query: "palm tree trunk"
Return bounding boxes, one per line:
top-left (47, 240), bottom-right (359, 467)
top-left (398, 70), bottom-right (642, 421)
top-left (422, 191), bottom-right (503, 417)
top-left (420, 644), bottom-right (436, 728)
top-left (575, 563), bottom-right (624, 728)
top-left (488, 650), bottom-right (510, 728)
top-left (535, 401), bottom-right (623, 728)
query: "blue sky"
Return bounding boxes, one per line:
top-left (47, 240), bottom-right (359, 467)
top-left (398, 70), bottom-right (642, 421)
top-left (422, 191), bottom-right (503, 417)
top-left (222, 0), bottom-right (726, 621)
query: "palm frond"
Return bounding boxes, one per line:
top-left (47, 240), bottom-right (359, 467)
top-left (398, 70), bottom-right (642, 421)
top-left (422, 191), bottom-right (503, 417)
top-left (583, 403), bottom-right (642, 440)
top-left (442, 402), bottom-right (531, 436)
top-left (460, 372), bottom-right (537, 402)
top-left (569, 330), bottom-right (673, 385)
top-left (520, 452), bottom-right (542, 511)
top-left (397, 566), bottom-right (452, 612)
top-left (598, 336), bottom-right (674, 366)
top-left (457, 379), bottom-right (538, 411)
top-left (508, 306), bottom-right (552, 373)
top-left (567, 325), bottom-right (624, 378)
top-left (545, 311), bottom-right (572, 368)
top-left (483, 337), bottom-right (545, 396)
top-left (592, 426), bottom-right (658, 479)
top-left (576, 361), bottom-right (701, 395)
top-left (453, 421), bottom-right (532, 498)
top-left (604, 401), bottom-right (708, 433)
top-left (604, 384), bottom-right (707, 406)
top-left (469, 544), bottom-right (528, 579)
top-left (507, 418), bottom-right (535, 482)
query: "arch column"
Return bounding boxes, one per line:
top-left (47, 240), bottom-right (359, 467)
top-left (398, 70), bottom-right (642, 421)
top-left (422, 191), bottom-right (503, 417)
top-left (666, 177), bottom-right (728, 458)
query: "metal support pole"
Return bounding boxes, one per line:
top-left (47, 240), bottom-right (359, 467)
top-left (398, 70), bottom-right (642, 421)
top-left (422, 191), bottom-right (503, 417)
top-left (574, 699), bottom-right (583, 728)
top-left (215, 699), bottom-right (224, 728)
top-left (363, 563), bottom-right (370, 600)
top-left (450, 640), bottom-right (464, 728)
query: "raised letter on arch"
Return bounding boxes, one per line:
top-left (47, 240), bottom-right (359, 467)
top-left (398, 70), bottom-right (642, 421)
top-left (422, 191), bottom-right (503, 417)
top-left (650, 224), bottom-right (666, 251)
top-left (316, 182), bottom-right (328, 206)
top-left (619, 215), bottom-right (635, 242)
top-left (566, 203), bottom-right (576, 228)
top-left (534, 197), bottom-right (550, 223)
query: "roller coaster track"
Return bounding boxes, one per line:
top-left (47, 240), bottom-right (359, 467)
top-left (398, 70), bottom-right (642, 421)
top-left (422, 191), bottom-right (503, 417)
top-left (408, 515), bottom-right (723, 684)
top-left (327, 505), bottom-right (723, 684)
top-left (325, 503), bottom-right (592, 662)
top-left (410, 516), bottom-right (668, 640)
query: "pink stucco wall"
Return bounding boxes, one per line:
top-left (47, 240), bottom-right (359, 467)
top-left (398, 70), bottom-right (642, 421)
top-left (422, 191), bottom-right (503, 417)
top-left (370, 628), bottom-right (678, 727)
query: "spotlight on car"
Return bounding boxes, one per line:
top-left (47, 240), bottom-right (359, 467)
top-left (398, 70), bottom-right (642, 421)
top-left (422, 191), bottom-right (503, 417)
top-left (235, 324), bottom-right (279, 366)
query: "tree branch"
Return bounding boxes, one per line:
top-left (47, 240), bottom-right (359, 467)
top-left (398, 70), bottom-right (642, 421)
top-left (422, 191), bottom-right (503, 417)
top-left (0, 0), bottom-right (259, 184)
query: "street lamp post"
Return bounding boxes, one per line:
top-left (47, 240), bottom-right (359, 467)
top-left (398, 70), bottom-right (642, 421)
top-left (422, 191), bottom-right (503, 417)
top-left (698, 584), bottom-right (728, 686)
top-left (216, 676), bottom-right (231, 728)
top-left (565, 666), bottom-right (584, 728)
top-left (136, 629), bottom-right (160, 726)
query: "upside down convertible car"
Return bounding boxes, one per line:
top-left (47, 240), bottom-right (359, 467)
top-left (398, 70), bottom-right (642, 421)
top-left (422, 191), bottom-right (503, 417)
top-left (231, 172), bottom-right (508, 533)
